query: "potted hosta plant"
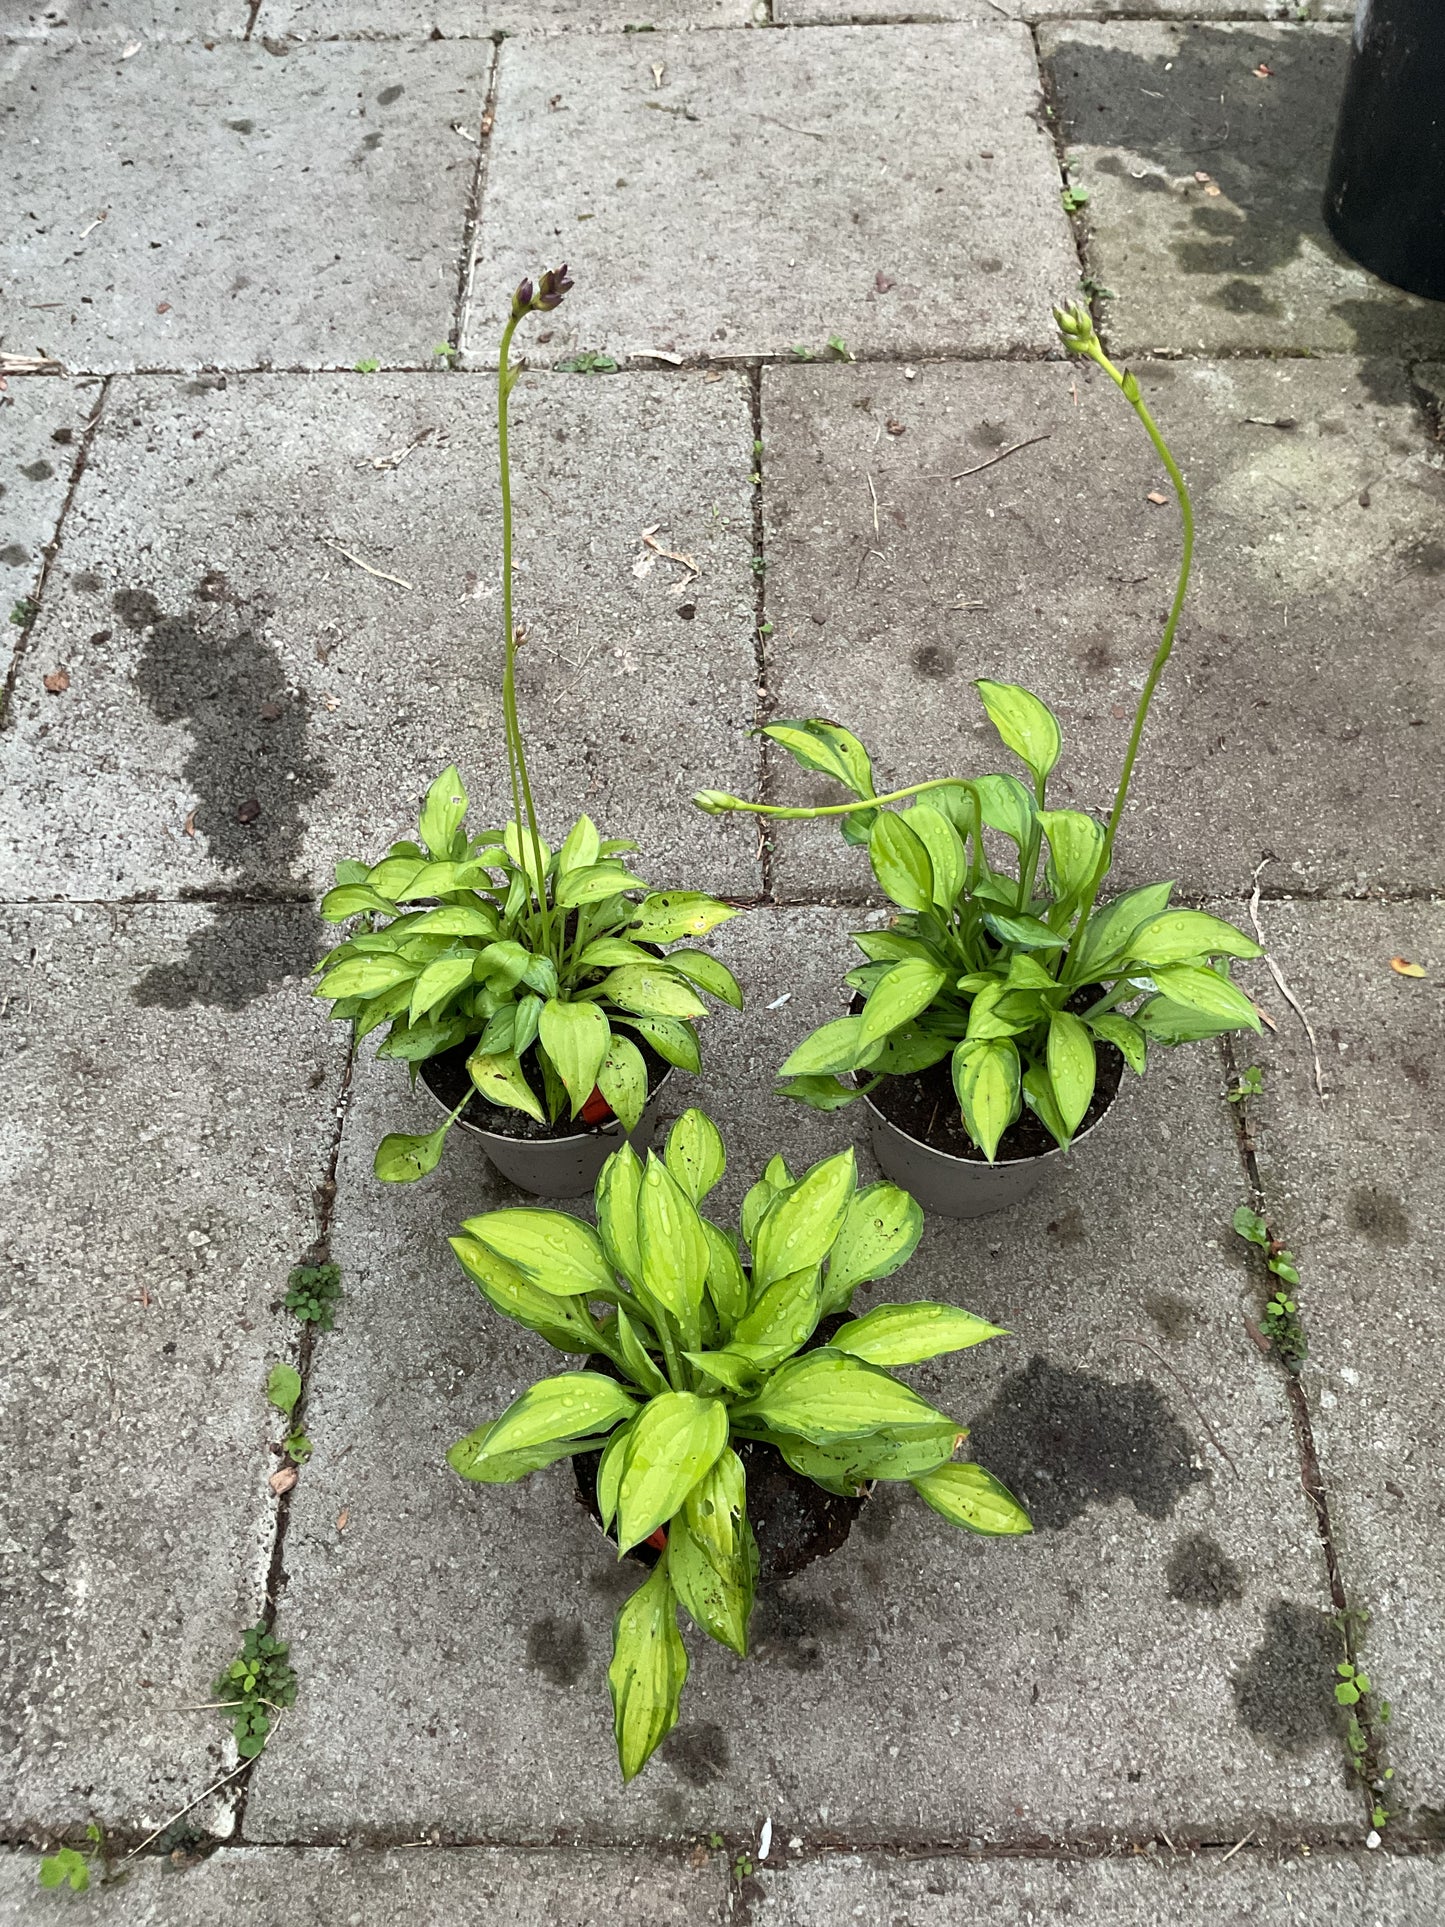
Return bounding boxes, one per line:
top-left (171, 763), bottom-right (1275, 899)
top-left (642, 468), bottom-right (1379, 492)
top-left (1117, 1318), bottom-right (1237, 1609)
top-left (693, 302), bottom-right (1263, 1218)
top-left (313, 269), bottom-right (741, 1196)
top-left (447, 1108), bottom-right (1031, 1780)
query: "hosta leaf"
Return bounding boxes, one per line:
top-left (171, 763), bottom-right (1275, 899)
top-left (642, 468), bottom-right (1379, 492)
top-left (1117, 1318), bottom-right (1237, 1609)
top-left (951, 1038), bottom-right (1022, 1162)
top-left (597, 1031), bottom-right (649, 1132)
top-left (319, 883), bottom-right (398, 922)
top-left (603, 966), bottom-right (708, 1021)
top-left (1125, 909), bottom-right (1263, 967)
top-left (576, 937), bottom-right (657, 971)
top-left (409, 954), bottom-right (476, 1025)
top-left (910, 1461), bottom-right (1033, 1535)
top-left (447, 1427), bottom-right (614, 1485)
top-left (555, 862), bottom-right (650, 908)
top-left (668, 1513), bottom-right (753, 1656)
top-left (453, 1372), bottom-right (637, 1467)
top-left (610, 1013), bottom-right (702, 1072)
top-left (702, 1222), bottom-right (749, 1334)
top-left (982, 911), bottom-right (1068, 951)
top-left (614, 1392), bottom-right (729, 1555)
top-left (858, 957), bottom-right (948, 1046)
top-left (664, 1108), bottom-right (727, 1203)
top-left (778, 1073), bottom-right (862, 1111)
top-left (731, 1349), bottom-right (949, 1444)
top-left (365, 855), bottom-right (429, 899)
top-left (597, 1420), bottom-right (633, 1531)
top-left (741, 1155), bottom-right (794, 1251)
top-left (904, 803), bottom-right (966, 908)
top-left (684, 1447), bottom-right (748, 1569)
top-left (823, 1182), bottom-right (925, 1303)
top-left (596, 1142), bottom-right (644, 1284)
top-left (869, 812), bottom-right (933, 914)
top-left (628, 893), bottom-right (739, 944)
top-left (974, 679), bottom-right (1062, 785)
top-left (972, 772), bottom-right (1035, 849)
top-left (608, 1558), bottom-right (688, 1782)
top-left (870, 1024), bottom-right (954, 1077)
top-left (751, 1147), bottom-right (857, 1290)
top-left (557, 814), bottom-right (601, 874)
top-left (761, 718), bottom-right (876, 797)
top-left (316, 955), bottom-right (418, 1000)
top-left (615, 1303), bottom-right (670, 1397)
top-left (637, 1153), bottom-right (709, 1344)
top-left (1087, 1010), bottom-right (1147, 1074)
top-left (503, 821), bottom-right (552, 887)
top-left (732, 1266), bottom-right (822, 1361)
top-left (1134, 996), bottom-right (1242, 1044)
top-left (462, 1208), bottom-right (615, 1298)
top-left (449, 1234), bottom-right (605, 1354)
top-left (683, 1349), bottom-right (760, 1395)
top-left (404, 903), bottom-right (500, 940)
top-left (375, 1018), bottom-right (468, 1062)
top-left (1046, 1008), bottom-right (1096, 1136)
top-left (853, 928), bottom-right (939, 964)
top-left (539, 998), bottom-right (612, 1118)
top-left (373, 1125), bottom-right (451, 1183)
top-left (778, 1014), bottom-right (881, 1078)
top-left (1038, 810), bottom-right (1106, 902)
top-left (773, 1421), bottom-right (961, 1495)
top-left (419, 765), bottom-right (469, 860)
top-left (831, 1301), bottom-right (1006, 1366)
top-left (662, 948), bottom-right (744, 1010)
top-left (466, 1048), bottom-right (545, 1124)
top-left (1021, 1060), bottom-right (1069, 1150)
top-left (1147, 964), bottom-right (1262, 1032)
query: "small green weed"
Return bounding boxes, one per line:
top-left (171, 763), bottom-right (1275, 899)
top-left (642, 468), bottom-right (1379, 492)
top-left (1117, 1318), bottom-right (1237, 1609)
top-left (1061, 184), bottom-right (1090, 214)
top-left (10, 597), bottom-right (40, 630)
top-left (1234, 1207), bottom-right (1306, 1367)
top-left (433, 342), bottom-right (462, 369)
top-left (825, 334), bottom-right (853, 362)
top-left (1078, 275), bottom-right (1116, 302)
top-left (1227, 1064), bottom-right (1264, 1102)
top-left (213, 1625), bottom-right (297, 1760)
top-left (38, 1848), bottom-right (89, 1894)
top-left (1333, 1611), bottom-right (1396, 1831)
top-left (353, 357), bottom-right (381, 374)
top-left (789, 345), bottom-right (814, 362)
top-left (732, 1854), bottom-right (754, 1882)
top-left (284, 1262), bottom-right (344, 1330)
top-left (555, 350), bottom-right (619, 374)
top-left (266, 1362), bottom-right (302, 1418)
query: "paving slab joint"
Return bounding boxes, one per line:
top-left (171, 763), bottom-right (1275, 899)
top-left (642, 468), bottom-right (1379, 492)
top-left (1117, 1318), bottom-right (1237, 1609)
top-left (1218, 1029), bottom-right (1398, 1835)
top-left (449, 51), bottom-right (500, 355)
top-left (0, 376), bottom-right (110, 735)
top-left (229, 1038), bottom-right (359, 1841)
top-left (243, 0), bottom-right (262, 39)
top-left (1031, 21), bottom-right (1093, 327)
top-left (746, 362), bottom-right (776, 902)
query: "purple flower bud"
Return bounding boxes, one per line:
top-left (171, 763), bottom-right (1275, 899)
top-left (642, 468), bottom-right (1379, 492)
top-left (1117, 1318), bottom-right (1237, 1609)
top-left (511, 277), bottom-right (534, 320)
top-left (536, 262), bottom-right (574, 312)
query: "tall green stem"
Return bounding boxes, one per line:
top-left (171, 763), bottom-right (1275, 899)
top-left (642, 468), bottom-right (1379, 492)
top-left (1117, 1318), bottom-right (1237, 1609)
top-left (497, 312), bottom-right (553, 951)
top-left (1065, 336), bottom-right (1194, 961)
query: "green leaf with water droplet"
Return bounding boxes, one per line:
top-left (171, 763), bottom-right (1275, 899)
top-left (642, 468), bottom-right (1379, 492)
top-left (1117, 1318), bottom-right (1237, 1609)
top-left (830, 1301), bottom-right (1007, 1367)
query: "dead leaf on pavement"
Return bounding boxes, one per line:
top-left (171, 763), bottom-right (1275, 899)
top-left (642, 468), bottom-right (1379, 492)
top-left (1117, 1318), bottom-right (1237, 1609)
top-left (269, 1467), bottom-right (298, 1497)
top-left (43, 668), bottom-right (70, 694)
top-left (1146, 491), bottom-right (1168, 506)
top-left (183, 808), bottom-right (198, 836)
top-left (336, 1506), bottom-right (350, 1532)
top-left (1252, 63), bottom-right (1274, 79)
top-left (1390, 956), bottom-right (1427, 979)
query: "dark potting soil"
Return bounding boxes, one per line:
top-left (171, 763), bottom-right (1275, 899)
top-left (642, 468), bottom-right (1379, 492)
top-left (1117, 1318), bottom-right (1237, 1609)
top-left (418, 1032), bottom-right (670, 1144)
top-left (572, 1316), bottom-right (865, 1584)
top-left (859, 989), bottom-right (1125, 1163)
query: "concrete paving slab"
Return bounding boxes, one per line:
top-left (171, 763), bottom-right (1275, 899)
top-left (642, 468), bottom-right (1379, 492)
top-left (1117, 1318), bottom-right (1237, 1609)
top-left (1242, 900), bottom-right (1445, 1824)
top-left (465, 25), bottom-right (1079, 363)
top-left (0, 1844), bottom-right (728, 1923)
top-left (1040, 21), bottom-right (1445, 359)
top-left (0, 903), bottom-right (346, 1834)
top-left (780, 3), bottom-right (1353, 19)
top-left (0, 40), bottom-right (489, 373)
top-left (247, 904), bottom-right (1348, 1845)
top-left (255, 0), bottom-right (763, 34)
top-left (4, 1), bottom-right (248, 37)
top-left (0, 377), bottom-right (96, 639)
top-left (756, 356), bottom-right (1445, 903)
top-left (747, 1848), bottom-right (1445, 1924)
top-left (0, 369), bottom-right (761, 901)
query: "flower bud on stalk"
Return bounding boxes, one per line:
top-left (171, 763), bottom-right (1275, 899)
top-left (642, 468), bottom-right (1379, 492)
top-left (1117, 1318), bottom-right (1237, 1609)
top-left (1051, 300), bottom-right (1098, 357)
top-left (512, 264), bottom-right (573, 321)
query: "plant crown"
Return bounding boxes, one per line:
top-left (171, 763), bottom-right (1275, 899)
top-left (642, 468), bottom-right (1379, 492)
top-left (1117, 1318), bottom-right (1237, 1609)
top-left (447, 1106), bottom-right (1030, 1779)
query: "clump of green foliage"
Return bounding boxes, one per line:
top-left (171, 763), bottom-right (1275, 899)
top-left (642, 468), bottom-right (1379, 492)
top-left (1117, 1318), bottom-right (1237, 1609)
top-left (284, 1262), bottom-right (344, 1329)
top-left (212, 1625), bottom-right (297, 1760)
top-left (448, 1108), bottom-right (1030, 1780)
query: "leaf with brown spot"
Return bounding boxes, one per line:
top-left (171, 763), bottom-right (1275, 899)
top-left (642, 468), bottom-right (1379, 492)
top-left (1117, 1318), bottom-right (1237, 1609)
top-left (1390, 957), bottom-right (1427, 979)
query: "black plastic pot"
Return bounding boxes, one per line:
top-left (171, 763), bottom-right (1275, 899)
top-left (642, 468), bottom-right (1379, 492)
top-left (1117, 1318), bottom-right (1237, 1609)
top-left (1324, 0), bottom-right (1445, 301)
top-left (419, 1046), bottom-right (671, 1198)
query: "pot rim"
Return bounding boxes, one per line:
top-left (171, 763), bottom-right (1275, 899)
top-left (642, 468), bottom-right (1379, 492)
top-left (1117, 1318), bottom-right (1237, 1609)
top-left (420, 1054), bottom-right (674, 1150)
top-left (861, 1072), bottom-right (1120, 1172)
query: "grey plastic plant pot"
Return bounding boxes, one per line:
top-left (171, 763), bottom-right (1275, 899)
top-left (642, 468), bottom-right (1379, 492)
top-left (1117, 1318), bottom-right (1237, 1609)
top-left (862, 1082), bottom-right (1120, 1221)
top-left (426, 1067), bottom-right (672, 1198)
